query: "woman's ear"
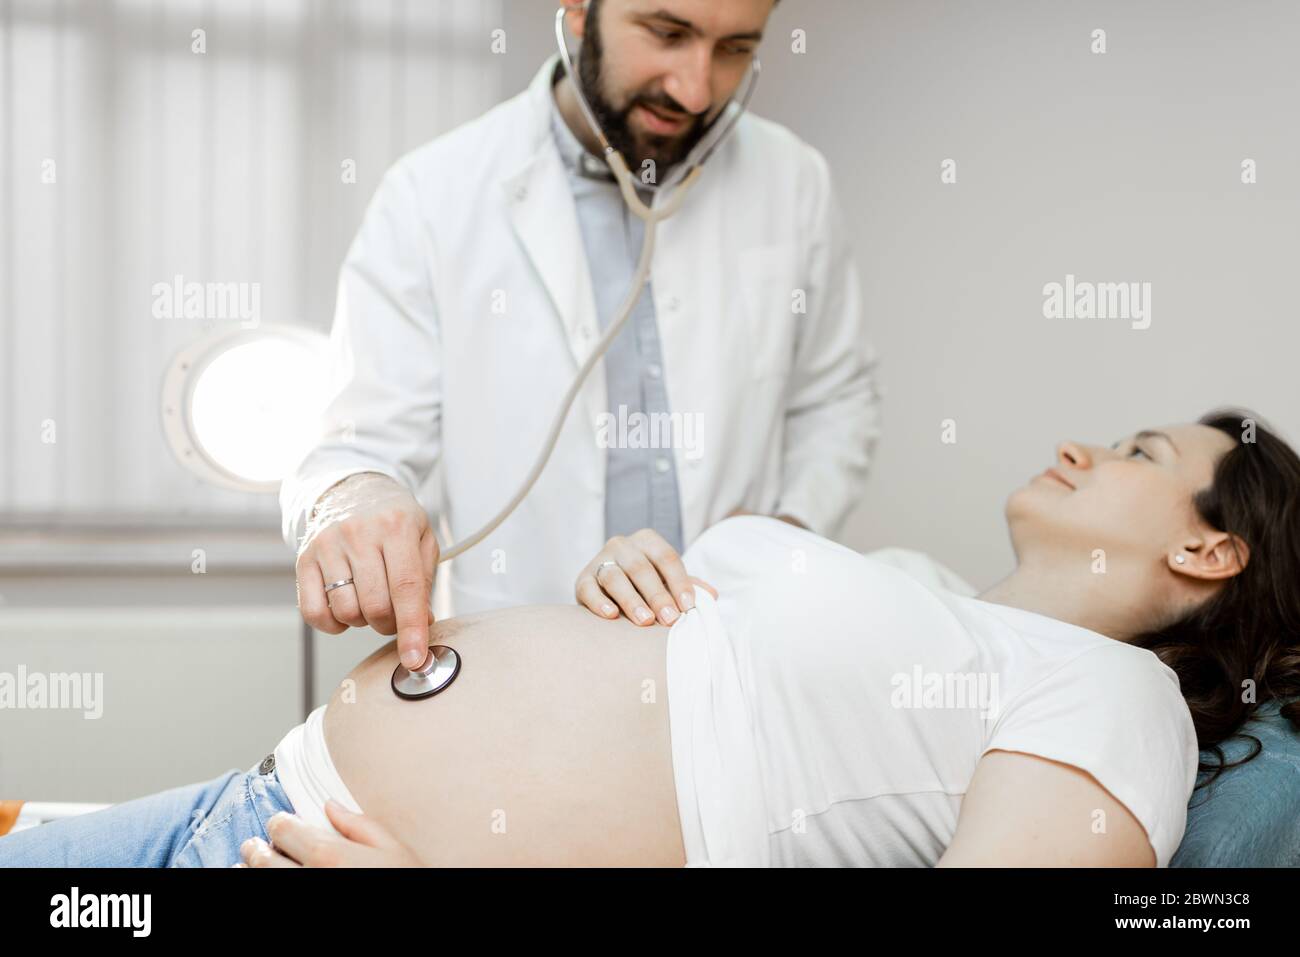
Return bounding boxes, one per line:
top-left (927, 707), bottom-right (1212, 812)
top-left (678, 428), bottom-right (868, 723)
top-left (1168, 530), bottom-right (1249, 582)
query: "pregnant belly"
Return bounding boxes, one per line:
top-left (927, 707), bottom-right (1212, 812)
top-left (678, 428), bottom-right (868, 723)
top-left (322, 605), bottom-right (686, 866)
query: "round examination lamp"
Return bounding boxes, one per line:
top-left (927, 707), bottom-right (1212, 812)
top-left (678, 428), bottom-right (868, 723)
top-left (162, 325), bottom-right (331, 493)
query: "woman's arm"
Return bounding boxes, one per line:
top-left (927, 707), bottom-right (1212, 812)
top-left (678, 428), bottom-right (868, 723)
top-left (935, 749), bottom-right (1155, 867)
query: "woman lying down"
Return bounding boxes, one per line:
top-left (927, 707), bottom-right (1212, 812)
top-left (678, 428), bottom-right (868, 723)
top-left (4, 409), bottom-right (1299, 868)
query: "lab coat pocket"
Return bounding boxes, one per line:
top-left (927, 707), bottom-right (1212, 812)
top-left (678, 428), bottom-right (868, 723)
top-left (735, 242), bottom-right (800, 380)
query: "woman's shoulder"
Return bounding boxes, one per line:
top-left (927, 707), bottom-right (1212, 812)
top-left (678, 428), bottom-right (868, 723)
top-left (859, 546), bottom-right (980, 597)
top-left (1059, 639), bottom-right (1188, 701)
top-left (682, 518), bottom-right (923, 609)
top-left (683, 515), bottom-right (854, 569)
top-left (968, 599), bottom-right (1188, 702)
top-left (979, 638), bottom-right (1201, 867)
top-left (687, 517), bottom-right (946, 571)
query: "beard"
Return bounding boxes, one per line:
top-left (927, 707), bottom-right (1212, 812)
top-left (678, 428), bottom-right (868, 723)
top-left (575, 0), bottom-right (715, 180)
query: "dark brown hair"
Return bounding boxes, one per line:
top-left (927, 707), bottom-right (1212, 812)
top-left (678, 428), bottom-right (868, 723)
top-left (1129, 408), bottom-right (1300, 789)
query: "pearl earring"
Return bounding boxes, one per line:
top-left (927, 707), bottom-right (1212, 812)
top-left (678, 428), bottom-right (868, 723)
top-left (1174, 554), bottom-right (1186, 565)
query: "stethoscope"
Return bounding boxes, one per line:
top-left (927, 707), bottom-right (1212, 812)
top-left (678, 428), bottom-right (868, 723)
top-left (391, 2), bottom-right (761, 700)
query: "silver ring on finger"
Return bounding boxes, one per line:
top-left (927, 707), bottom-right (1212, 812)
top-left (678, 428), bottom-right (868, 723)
top-left (324, 578), bottom-right (356, 594)
top-left (595, 560), bottom-right (619, 581)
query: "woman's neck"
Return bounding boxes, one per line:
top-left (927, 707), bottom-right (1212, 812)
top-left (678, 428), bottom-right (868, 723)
top-left (976, 560), bottom-right (1148, 642)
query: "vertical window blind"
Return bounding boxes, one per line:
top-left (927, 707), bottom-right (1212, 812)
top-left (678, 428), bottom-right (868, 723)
top-left (0, 0), bottom-right (503, 524)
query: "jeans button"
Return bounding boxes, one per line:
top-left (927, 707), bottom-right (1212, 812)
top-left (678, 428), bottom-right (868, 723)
top-left (259, 754), bottom-right (275, 775)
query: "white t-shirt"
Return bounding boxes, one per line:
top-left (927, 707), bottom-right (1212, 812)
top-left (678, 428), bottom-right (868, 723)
top-left (667, 516), bottom-right (1200, 867)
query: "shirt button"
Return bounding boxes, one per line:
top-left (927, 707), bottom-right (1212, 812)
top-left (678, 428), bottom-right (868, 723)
top-left (515, 186), bottom-right (528, 202)
top-left (665, 296), bottom-right (680, 312)
top-left (647, 363), bottom-right (662, 379)
top-left (655, 456), bottom-right (671, 474)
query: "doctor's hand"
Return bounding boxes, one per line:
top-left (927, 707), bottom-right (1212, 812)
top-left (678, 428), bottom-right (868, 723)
top-left (296, 471), bottom-right (438, 673)
top-left (575, 529), bottom-right (717, 627)
top-left (237, 801), bottom-right (421, 868)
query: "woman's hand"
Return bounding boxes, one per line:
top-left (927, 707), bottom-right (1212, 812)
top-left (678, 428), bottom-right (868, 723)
top-left (575, 528), bottom-right (717, 626)
top-left (237, 800), bottom-right (420, 868)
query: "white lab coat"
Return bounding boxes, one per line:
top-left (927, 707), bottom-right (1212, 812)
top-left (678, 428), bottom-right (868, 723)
top-left (280, 53), bottom-right (882, 615)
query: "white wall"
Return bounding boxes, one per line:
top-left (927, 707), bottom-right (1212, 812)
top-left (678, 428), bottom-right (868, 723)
top-left (0, 0), bottom-right (502, 520)
top-left (0, 0), bottom-right (499, 799)
top-left (4, 0), bottom-right (1298, 799)
top-left (11, 0), bottom-right (1293, 583)
top-left (503, 0), bottom-right (1300, 589)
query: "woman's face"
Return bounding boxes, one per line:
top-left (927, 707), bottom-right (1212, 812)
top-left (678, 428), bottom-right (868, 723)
top-left (1005, 422), bottom-right (1238, 567)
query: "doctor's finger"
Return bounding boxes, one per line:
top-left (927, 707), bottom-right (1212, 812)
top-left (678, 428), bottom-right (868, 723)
top-left (351, 547), bottom-right (400, 635)
top-left (611, 540), bottom-right (677, 626)
top-left (317, 550), bottom-right (367, 629)
top-left (631, 529), bottom-right (694, 614)
top-left (420, 527), bottom-right (440, 596)
top-left (382, 535), bottom-right (433, 671)
top-left (593, 564), bottom-right (655, 626)
top-left (295, 559), bottom-right (346, 635)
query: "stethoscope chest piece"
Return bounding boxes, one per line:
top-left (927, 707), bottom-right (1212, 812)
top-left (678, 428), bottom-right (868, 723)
top-left (391, 645), bottom-right (461, 700)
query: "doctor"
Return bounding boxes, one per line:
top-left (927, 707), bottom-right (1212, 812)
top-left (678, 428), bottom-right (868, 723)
top-left (281, 0), bottom-right (882, 681)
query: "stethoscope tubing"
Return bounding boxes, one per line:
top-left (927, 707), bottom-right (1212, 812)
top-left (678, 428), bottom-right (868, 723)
top-left (433, 4), bottom-right (757, 565)
top-left (394, 4), bottom-right (760, 699)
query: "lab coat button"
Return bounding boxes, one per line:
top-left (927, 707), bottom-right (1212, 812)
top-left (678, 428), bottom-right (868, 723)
top-left (665, 296), bottom-right (680, 311)
top-left (515, 186), bottom-right (528, 202)
top-left (655, 456), bottom-right (671, 473)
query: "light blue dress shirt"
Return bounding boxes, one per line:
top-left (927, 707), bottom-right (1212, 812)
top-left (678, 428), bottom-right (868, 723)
top-left (547, 67), bottom-right (685, 553)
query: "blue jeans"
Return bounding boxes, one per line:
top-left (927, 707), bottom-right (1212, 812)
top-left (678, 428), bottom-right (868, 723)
top-left (0, 759), bottom-right (294, 868)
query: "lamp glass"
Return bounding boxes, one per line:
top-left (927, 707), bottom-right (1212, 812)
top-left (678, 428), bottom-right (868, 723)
top-left (189, 336), bottom-right (329, 484)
